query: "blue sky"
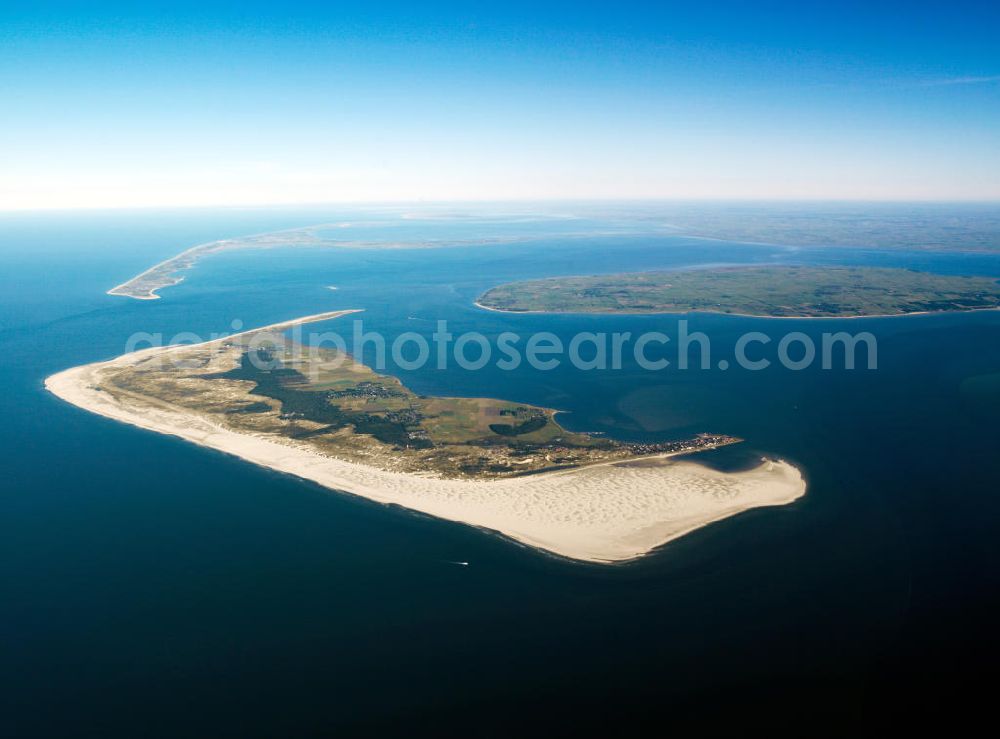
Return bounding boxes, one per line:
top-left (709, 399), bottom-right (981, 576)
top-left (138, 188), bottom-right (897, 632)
top-left (2, 1), bottom-right (999, 208)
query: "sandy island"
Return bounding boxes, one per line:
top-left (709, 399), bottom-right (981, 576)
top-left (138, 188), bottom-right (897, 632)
top-left (45, 311), bottom-right (805, 563)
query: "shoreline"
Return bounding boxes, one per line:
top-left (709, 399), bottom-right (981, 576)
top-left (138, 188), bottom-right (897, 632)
top-left (45, 312), bottom-right (806, 564)
top-left (473, 300), bottom-right (1000, 321)
top-left (106, 224), bottom-right (633, 301)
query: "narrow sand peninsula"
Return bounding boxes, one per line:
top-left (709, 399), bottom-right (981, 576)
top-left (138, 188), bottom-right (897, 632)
top-left (45, 313), bottom-right (805, 563)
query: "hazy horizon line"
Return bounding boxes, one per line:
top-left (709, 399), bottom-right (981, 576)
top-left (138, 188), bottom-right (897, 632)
top-left (4, 196), bottom-right (1000, 215)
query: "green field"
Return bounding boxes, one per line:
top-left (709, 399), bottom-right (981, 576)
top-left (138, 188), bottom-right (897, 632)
top-left (211, 343), bottom-right (588, 450)
top-left (478, 266), bottom-right (1000, 318)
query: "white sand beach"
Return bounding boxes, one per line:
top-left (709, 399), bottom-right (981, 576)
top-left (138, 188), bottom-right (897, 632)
top-left (45, 313), bottom-right (806, 563)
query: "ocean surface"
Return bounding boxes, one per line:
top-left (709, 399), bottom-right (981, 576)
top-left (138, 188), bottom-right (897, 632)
top-left (3, 206), bottom-right (1000, 735)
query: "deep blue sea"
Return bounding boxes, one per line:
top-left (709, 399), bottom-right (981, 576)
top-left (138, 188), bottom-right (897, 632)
top-left (3, 206), bottom-right (1000, 735)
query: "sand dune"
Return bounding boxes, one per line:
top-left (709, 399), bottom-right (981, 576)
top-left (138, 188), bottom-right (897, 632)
top-left (45, 315), bottom-right (805, 564)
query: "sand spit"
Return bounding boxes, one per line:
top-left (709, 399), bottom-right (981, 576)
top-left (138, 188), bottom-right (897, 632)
top-left (45, 313), bottom-right (805, 563)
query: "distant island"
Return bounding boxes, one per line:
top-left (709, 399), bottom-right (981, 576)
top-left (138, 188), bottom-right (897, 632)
top-left (108, 227), bottom-right (376, 300)
top-left (106, 224), bottom-right (611, 300)
top-left (477, 266), bottom-right (1000, 318)
top-left (45, 311), bottom-right (805, 563)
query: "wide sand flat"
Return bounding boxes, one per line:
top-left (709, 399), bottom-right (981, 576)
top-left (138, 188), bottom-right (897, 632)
top-left (45, 315), bottom-right (805, 564)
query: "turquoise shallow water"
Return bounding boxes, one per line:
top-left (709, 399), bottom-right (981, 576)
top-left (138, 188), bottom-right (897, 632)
top-left (3, 206), bottom-right (1000, 734)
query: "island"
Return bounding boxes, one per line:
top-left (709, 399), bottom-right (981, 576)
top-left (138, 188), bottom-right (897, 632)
top-left (108, 228), bottom-right (363, 300)
top-left (45, 311), bottom-right (805, 563)
top-left (476, 265), bottom-right (1000, 318)
top-left (107, 225), bottom-right (569, 300)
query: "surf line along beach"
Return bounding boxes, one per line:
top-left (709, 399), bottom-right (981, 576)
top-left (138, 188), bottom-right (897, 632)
top-left (45, 311), bottom-right (806, 563)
